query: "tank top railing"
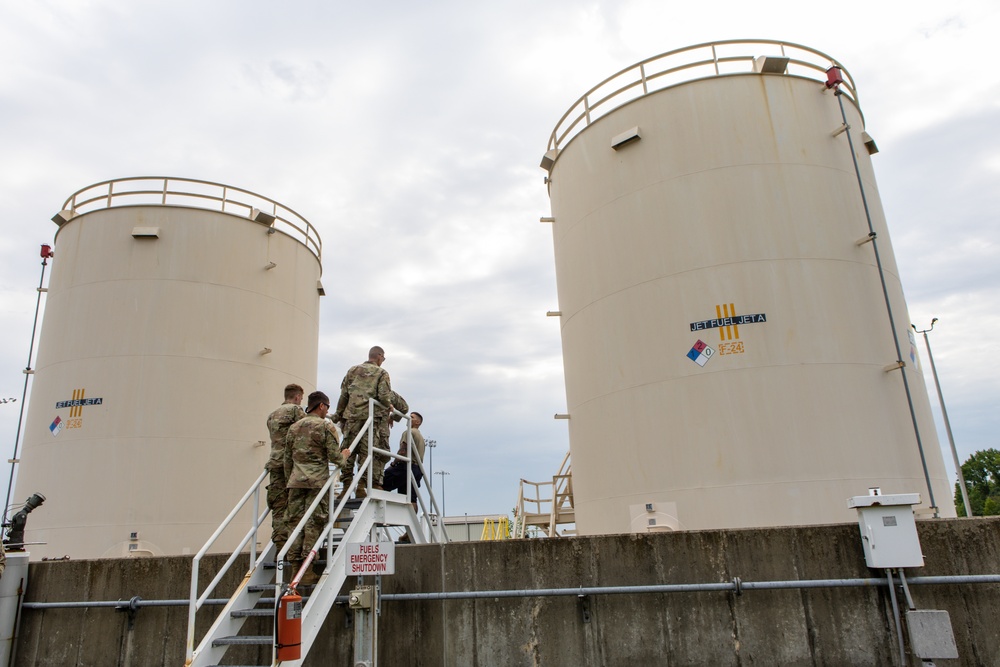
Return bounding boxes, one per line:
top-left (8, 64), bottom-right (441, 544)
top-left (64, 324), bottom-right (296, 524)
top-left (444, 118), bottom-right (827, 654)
top-left (58, 176), bottom-right (322, 261)
top-left (546, 39), bottom-right (858, 154)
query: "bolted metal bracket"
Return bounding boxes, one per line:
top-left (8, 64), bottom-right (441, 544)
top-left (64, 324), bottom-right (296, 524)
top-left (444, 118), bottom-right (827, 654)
top-left (115, 595), bottom-right (142, 629)
top-left (350, 586), bottom-right (375, 610)
top-left (832, 122), bottom-right (850, 137)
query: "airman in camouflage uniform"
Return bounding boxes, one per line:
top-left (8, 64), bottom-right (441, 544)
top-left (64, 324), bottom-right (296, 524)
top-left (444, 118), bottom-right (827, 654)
top-left (283, 391), bottom-right (346, 583)
top-left (266, 384), bottom-right (305, 555)
top-left (334, 346), bottom-right (408, 497)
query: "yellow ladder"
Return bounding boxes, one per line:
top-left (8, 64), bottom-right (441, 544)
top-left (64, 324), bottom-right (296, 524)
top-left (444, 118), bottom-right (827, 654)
top-left (481, 515), bottom-right (510, 541)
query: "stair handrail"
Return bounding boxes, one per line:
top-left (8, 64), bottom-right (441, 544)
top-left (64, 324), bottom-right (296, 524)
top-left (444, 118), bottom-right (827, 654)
top-left (396, 408), bottom-right (446, 540)
top-left (274, 409), bottom-right (377, 587)
top-left (550, 450), bottom-right (574, 537)
top-left (187, 399), bottom-right (448, 666)
top-left (274, 403), bottom-right (446, 664)
top-left (514, 449), bottom-right (574, 538)
top-left (402, 441), bottom-right (446, 542)
top-left (276, 400), bottom-right (446, 589)
top-left (185, 469), bottom-right (268, 664)
top-left (346, 399), bottom-right (443, 537)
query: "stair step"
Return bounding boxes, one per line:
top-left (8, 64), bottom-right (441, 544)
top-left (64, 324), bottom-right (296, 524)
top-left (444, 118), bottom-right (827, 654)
top-left (263, 560), bottom-right (294, 569)
top-left (231, 608), bottom-right (276, 618)
top-left (248, 584), bottom-right (278, 592)
top-left (212, 634), bottom-right (272, 647)
top-left (250, 587), bottom-right (315, 600)
top-left (248, 580), bottom-right (321, 592)
top-left (198, 488), bottom-right (378, 665)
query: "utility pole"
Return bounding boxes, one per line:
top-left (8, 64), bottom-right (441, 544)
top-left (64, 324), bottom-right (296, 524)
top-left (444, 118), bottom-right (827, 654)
top-left (913, 320), bottom-right (972, 515)
top-left (425, 439), bottom-right (437, 490)
top-left (435, 470), bottom-right (450, 518)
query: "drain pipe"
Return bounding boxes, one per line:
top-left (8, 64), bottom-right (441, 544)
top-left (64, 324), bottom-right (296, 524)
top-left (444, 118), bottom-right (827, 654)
top-left (885, 569), bottom-right (907, 667)
top-left (832, 82), bottom-right (937, 515)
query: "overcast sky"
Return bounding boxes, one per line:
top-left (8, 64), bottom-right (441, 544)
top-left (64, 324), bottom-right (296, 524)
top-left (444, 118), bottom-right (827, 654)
top-left (1, 1), bottom-right (998, 525)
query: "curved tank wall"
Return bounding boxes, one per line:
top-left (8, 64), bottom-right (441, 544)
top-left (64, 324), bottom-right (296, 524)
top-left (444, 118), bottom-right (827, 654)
top-left (13, 179), bottom-right (323, 559)
top-left (542, 43), bottom-right (956, 535)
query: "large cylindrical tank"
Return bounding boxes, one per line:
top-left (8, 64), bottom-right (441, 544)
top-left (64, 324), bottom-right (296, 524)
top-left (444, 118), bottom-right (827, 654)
top-left (13, 177), bottom-right (323, 558)
top-left (541, 41), bottom-right (956, 535)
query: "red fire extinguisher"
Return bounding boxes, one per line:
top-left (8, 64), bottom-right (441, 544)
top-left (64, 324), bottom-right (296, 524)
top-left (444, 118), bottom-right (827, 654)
top-left (275, 587), bottom-right (302, 661)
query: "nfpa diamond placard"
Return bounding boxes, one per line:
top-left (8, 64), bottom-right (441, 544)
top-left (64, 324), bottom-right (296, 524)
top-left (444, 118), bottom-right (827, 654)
top-left (687, 340), bottom-right (715, 367)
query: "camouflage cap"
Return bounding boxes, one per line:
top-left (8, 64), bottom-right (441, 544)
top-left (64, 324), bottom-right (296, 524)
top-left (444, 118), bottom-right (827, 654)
top-left (306, 390), bottom-right (330, 413)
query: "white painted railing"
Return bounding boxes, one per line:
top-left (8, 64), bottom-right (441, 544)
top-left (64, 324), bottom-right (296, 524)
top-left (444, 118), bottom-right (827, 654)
top-left (185, 469), bottom-right (268, 664)
top-left (185, 399), bottom-right (445, 666)
top-left (58, 176), bottom-right (322, 260)
top-left (546, 39), bottom-right (858, 153)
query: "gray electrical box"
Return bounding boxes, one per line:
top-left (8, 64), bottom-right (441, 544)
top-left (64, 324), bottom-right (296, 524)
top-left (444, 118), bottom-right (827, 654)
top-left (907, 610), bottom-right (959, 660)
top-left (847, 492), bottom-right (923, 568)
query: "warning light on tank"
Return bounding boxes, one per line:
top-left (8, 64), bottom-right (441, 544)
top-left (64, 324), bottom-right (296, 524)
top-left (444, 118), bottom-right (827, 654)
top-left (40, 244), bottom-right (54, 259)
top-left (825, 66), bottom-right (844, 89)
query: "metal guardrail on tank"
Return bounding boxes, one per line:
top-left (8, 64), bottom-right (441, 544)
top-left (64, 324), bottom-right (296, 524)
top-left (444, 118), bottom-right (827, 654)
top-left (546, 39), bottom-right (858, 153)
top-left (58, 176), bottom-right (323, 261)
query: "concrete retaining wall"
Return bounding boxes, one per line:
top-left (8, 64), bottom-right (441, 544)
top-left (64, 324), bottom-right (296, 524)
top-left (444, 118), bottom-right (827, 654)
top-left (12, 518), bottom-right (1000, 666)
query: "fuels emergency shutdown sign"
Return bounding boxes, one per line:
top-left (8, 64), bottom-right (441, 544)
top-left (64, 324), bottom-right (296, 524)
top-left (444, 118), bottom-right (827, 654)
top-left (346, 541), bottom-right (395, 576)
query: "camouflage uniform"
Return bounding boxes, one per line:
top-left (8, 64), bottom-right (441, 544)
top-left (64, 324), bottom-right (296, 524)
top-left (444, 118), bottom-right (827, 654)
top-left (265, 402), bottom-right (305, 551)
top-left (334, 362), bottom-right (408, 490)
top-left (283, 415), bottom-right (344, 563)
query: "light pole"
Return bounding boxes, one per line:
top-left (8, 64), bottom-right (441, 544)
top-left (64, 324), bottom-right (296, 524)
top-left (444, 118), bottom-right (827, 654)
top-left (425, 439), bottom-right (437, 490)
top-left (913, 319), bottom-right (972, 515)
top-left (435, 470), bottom-right (450, 518)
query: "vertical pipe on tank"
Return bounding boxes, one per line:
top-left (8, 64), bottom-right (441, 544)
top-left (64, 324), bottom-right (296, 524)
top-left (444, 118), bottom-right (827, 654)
top-left (2, 249), bottom-right (51, 526)
top-left (832, 84), bottom-right (937, 514)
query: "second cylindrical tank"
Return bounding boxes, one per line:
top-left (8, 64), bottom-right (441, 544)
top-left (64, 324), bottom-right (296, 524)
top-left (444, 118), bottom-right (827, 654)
top-left (542, 41), bottom-right (956, 535)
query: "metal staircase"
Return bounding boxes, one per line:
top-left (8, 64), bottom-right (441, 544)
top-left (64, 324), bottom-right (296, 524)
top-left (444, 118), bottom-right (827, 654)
top-left (514, 449), bottom-right (575, 538)
top-left (184, 402), bottom-right (445, 667)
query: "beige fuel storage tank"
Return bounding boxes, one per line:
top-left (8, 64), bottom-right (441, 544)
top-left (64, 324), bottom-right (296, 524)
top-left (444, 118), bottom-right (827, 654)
top-left (540, 41), bottom-right (956, 535)
top-left (13, 178), bottom-right (323, 558)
